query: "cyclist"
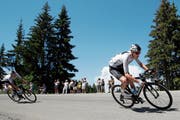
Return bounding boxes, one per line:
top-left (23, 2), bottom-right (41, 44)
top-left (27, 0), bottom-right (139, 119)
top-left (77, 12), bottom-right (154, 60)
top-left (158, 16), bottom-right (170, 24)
top-left (109, 44), bottom-right (148, 97)
top-left (2, 70), bottom-right (26, 94)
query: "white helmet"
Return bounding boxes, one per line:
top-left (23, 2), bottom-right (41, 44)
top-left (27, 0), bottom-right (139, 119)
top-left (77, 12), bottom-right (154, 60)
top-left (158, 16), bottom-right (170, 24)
top-left (130, 44), bottom-right (141, 52)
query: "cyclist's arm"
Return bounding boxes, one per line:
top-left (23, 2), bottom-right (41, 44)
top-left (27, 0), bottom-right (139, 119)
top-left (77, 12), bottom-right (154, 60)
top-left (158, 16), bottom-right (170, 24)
top-left (122, 54), bottom-right (130, 74)
top-left (135, 59), bottom-right (148, 71)
top-left (15, 72), bottom-right (27, 84)
top-left (124, 73), bottom-right (139, 83)
top-left (122, 55), bottom-right (139, 83)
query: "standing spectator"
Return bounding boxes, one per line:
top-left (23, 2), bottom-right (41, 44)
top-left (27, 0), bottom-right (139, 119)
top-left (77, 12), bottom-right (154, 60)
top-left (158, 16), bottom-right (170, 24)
top-left (54, 79), bottom-right (60, 94)
top-left (96, 78), bottom-right (101, 93)
top-left (42, 83), bottom-right (47, 94)
top-left (101, 79), bottom-right (105, 93)
top-left (62, 80), bottom-right (69, 94)
top-left (82, 78), bottom-right (88, 93)
top-left (77, 80), bottom-right (82, 93)
top-left (108, 76), bottom-right (115, 93)
top-left (69, 80), bottom-right (74, 93)
top-left (29, 82), bottom-right (35, 92)
top-left (73, 80), bottom-right (78, 93)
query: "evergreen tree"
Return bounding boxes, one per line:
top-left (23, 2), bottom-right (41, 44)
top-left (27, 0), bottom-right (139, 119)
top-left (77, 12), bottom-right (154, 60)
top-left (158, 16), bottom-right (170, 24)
top-left (54, 5), bottom-right (78, 82)
top-left (10, 19), bottom-right (26, 75)
top-left (170, 3), bottom-right (180, 89)
top-left (146, 0), bottom-right (180, 89)
top-left (26, 2), bottom-right (55, 91)
top-left (0, 44), bottom-right (6, 66)
top-left (0, 44), bottom-right (6, 79)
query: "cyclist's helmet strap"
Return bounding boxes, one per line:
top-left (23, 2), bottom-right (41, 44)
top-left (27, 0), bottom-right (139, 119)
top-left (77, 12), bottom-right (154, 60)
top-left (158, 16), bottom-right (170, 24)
top-left (130, 44), bottom-right (141, 52)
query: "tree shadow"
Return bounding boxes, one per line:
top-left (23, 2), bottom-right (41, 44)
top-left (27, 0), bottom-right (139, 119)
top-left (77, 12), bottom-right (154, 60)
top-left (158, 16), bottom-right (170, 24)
top-left (131, 107), bottom-right (178, 113)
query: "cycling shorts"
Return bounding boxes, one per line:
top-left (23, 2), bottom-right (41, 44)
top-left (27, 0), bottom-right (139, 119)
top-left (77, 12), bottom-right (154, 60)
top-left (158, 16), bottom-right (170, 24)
top-left (109, 65), bottom-right (124, 80)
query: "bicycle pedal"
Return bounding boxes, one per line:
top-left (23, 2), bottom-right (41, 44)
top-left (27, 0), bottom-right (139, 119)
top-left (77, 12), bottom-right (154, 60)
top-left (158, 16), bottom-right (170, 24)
top-left (138, 98), bottom-right (145, 104)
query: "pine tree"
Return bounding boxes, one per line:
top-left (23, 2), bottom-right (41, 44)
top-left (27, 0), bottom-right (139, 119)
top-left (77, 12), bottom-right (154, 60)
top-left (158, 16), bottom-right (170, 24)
top-left (10, 19), bottom-right (26, 75)
top-left (0, 44), bottom-right (6, 79)
top-left (26, 2), bottom-right (55, 91)
top-left (54, 5), bottom-right (78, 82)
top-left (170, 3), bottom-right (180, 89)
top-left (146, 0), bottom-right (180, 89)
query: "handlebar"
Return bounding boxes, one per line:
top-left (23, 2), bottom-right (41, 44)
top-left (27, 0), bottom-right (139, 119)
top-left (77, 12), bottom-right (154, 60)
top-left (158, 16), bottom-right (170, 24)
top-left (137, 69), bottom-right (156, 80)
top-left (144, 69), bottom-right (156, 75)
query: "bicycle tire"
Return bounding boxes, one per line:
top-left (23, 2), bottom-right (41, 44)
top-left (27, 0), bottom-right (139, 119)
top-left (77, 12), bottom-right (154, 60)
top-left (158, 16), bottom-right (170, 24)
top-left (143, 82), bottom-right (173, 110)
top-left (7, 89), bottom-right (21, 102)
top-left (23, 89), bottom-right (37, 103)
top-left (111, 85), bottom-right (134, 108)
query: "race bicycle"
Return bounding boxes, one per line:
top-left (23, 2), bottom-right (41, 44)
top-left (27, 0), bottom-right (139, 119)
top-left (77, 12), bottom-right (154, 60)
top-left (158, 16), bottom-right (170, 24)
top-left (1, 81), bottom-right (37, 103)
top-left (111, 69), bottom-right (173, 110)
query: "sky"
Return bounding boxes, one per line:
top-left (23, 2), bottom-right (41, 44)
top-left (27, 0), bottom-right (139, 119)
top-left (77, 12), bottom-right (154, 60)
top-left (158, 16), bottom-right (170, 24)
top-left (1, 0), bottom-right (180, 85)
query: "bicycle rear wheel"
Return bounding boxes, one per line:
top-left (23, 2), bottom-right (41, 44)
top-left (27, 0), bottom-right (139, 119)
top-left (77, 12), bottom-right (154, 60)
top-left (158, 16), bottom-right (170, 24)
top-left (111, 85), bottom-right (134, 108)
top-left (143, 82), bottom-right (173, 110)
top-left (7, 89), bottom-right (20, 102)
top-left (23, 89), bottom-right (37, 103)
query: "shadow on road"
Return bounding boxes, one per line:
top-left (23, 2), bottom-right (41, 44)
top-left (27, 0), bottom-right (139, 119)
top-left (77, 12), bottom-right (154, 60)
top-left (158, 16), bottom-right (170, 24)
top-left (131, 107), bottom-right (178, 113)
top-left (17, 100), bottom-right (40, 104)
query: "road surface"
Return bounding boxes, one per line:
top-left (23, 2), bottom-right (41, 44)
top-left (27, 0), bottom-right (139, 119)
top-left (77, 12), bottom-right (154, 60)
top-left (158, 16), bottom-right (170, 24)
top-left (0, 91), bottom-right (179, 120)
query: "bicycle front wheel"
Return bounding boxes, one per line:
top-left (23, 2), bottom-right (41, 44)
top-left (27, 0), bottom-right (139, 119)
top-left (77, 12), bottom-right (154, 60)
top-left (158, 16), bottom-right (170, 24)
top-left (111, 85), bottom-right (134, 108)
top-left (143, 82), bottom-right (173, 110)
top-left (23, 89), bottom-right (37, 103)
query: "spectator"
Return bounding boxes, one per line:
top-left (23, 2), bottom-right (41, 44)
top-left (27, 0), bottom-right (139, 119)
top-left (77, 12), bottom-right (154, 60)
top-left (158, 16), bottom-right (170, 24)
top-left (96, 78), bottom-right (101, 93)
top-left (77, 80), bottom-right (82, 93)
top-left (108, 76), bottom-right (115, 93)
top-left (62, 80), bottom-right (69, 94)
top-left (54, 79), bottom-right (60, 94)
top-left (69, 80), bottom-right (74, 93)
top-left (82, 78), bottom-right (88, 93)
top-left (29, 82), bottom-right (35, 92)
top-left (101, 79), bottom-right (105, 93)
top-left (73, 80), bottom-right (78, 93)
top-left (42, 83), bottom-right (47, 94)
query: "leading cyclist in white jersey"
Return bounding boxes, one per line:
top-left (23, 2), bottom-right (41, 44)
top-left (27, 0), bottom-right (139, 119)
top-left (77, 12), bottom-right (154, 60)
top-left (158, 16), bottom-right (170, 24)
top-left (109, 44), bottom-right (149, 97)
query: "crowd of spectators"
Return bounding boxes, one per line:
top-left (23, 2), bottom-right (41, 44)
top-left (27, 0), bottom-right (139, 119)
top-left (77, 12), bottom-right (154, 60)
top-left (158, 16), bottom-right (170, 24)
top-left (0, 76), bottom-right (115, 94)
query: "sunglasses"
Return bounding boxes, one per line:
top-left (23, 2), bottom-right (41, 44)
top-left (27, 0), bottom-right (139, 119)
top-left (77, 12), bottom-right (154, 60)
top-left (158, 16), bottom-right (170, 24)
top-left (134, 52), bottom-right (140, 55)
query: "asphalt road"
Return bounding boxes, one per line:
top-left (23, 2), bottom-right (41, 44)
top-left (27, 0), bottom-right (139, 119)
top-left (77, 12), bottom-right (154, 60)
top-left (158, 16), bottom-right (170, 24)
top-left (0, 91), bottom-right (180, 120)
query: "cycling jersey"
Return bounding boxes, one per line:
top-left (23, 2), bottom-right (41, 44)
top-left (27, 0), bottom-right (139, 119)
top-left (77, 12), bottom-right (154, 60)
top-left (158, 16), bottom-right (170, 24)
top-left (2, 72), bottom-right (22, 84)
top-left (109, 51), bottom-right (142, 74)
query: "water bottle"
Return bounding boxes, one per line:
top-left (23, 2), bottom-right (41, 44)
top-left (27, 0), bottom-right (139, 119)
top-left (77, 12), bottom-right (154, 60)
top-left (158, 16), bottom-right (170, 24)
top-left (131, 88), bottom-right (137, 95)
top-left (131, 86), bottom-right (139, 95)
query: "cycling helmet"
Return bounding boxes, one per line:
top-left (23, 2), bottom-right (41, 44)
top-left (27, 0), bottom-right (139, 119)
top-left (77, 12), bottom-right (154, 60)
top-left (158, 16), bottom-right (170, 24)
top-left (130, 44), bottom-right (141, 52)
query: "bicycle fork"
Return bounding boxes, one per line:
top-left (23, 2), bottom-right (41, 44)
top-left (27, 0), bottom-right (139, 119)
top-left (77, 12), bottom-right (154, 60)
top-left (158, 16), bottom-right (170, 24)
top-left (145, 84), bottom-right (159, 99)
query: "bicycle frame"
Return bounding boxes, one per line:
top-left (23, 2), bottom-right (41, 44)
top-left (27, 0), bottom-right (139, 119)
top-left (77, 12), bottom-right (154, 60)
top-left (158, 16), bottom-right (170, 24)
top-left (130, 76), bottom-right (160, 102)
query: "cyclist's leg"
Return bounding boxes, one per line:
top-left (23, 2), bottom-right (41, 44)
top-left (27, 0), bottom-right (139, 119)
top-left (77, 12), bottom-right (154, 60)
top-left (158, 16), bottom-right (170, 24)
top-left (10, 84), bottom-right (19, 91)
top-left (119, 76), bottom-right (128, 92)
top-left (109, 67), bottom-right (128, 95)
top-left (9, 83), bottom-right (21, 94)
top-left (9, 81), bottom-right (23, 96)
top-left (129, 80), bottom-right (135, 89)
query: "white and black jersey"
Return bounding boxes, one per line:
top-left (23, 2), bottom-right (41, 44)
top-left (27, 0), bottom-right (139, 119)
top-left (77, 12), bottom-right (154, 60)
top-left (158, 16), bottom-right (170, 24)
top-left (109, 51), bottom-right (142, 74)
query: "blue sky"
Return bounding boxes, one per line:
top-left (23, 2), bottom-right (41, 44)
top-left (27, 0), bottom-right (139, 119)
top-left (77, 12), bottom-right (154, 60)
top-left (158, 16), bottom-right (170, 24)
top-left (1, 0), bottom-right (180, 85)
